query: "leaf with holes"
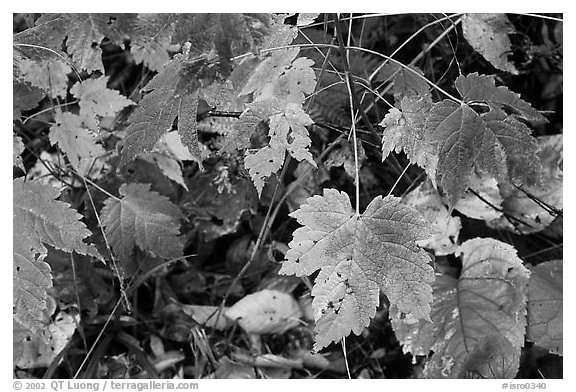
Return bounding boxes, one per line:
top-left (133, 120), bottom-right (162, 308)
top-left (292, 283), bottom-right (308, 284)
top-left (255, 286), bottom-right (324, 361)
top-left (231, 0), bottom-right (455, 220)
top-left (101, 183), bottom-right (185, 262)
top-left (70, 77), bottom-right (134, 130)
top-left (391, 238), bottom-right (529, 378)
top-left (462, 13), bottom-right (518, 75)
top-left (13, 178), bottom-right (102, 334)
top-left (280, 189), bottom-right (434, 351)
top-left (48, 110), bottom-right (105, 170)
top-left (245, 102), bottom-right (316, 195)
top-left (383, 74), bottom-right (544, 207)
top-left (527, 259), bottom-right (562, 355)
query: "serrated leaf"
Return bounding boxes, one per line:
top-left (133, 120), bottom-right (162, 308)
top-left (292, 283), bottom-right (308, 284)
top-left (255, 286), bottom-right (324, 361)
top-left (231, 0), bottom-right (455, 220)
top-left (462, 14), bottom-right (518, 75)
top-left (17, 59), bottom-right (70, 98)
top-left (311, 260), bottom-right (379, 351)
top-left (240, 48), bottom-right (300, 98)
top-left (527, 259), bottom-right (562, 355)
top-left (13, 135), bottom-right (25, 170)
top-left (101, 183), bottom-right (185, 261)
top-left (13, 14), bottom-right (109, 72)
top-left (391, 238), bottom-right (529, 379)
top-left (65, 14), bottom-right (108, 72)
top-left (383, 74), bottom-right (544, 207)
top-left (70, 77), bottom-right (134, 130)
top-left (48, 111), bottom-right (105, 170)
top-left (245, 102), bottom-right (316, 195)
top-left (280, 189), bottom-right (434, 350)
top-left (380, 98), bottom-right (438, 181)
top-left (120, 54), bottom-right (221, 166)
top-left (455, 73), bottom-right (546, 125)
top-left (13, 178), bottom-right (101, 333)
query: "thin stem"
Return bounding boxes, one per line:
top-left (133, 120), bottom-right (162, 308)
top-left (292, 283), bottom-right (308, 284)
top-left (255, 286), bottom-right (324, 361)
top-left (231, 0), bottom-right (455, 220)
top-left (14, 43), bottom-right (83, 82)
top-left (516, 13), bottom-right (563, 22)
top-left (387, 163), bottom-right (411, 197)
top-left (235, 43), bottom-right (463, 105)
top-left (342, 336), bottom-right (351, 379)
top-left (81, 176), bottom-right (130, 312)
top-left (22, 100), bottom-right (79, 125)
top-left (368, 13), bottom-right (463, 82)
top-left (334, 13), bottom-right (361, 213)
top-left (73, 298), bottom-right (122, 379)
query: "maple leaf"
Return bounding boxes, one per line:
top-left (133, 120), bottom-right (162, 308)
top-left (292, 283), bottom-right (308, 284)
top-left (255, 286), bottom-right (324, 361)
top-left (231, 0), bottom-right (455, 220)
top-left (17, 59), bottom-right (71, 98)
top-left (527, 259), bottom-right (563, 355)
top-left (231, 47), bottom-right (317, 194)
top-left (245, 101), bottom-right (316, 195)
top-left (70, 77), bottom-right (134, 130)
top-left (13, 178), bottom-right (101, 334)
top-left (48, 110), bottom-right (105, 170)
top-left (240, 48), bottom-right (300, 98)
top-left (100, 183), bottom-right (185, 262)
top-left (455, 73), bottom-right (547, 124)
top-left (462, 14), bottom-right (518, 75)
top-left (280, 189), bottom-right (434, 350)
top-left (391, 238), bottom-right (529, 378)
top-left (381, 73), bottom-right (544, 207)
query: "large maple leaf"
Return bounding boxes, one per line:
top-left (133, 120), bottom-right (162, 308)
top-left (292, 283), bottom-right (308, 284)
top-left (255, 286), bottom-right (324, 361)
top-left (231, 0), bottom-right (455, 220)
top-left (100, 183), bottom-right (185, 262)
top-left (381, 73), bottom-right (545, 206)
top-left (13, 178), bottom-right (102, 334)
top-left (391, 238), bottom-right (530, 378)
top-left (280, 189), bottom-right (434, 351)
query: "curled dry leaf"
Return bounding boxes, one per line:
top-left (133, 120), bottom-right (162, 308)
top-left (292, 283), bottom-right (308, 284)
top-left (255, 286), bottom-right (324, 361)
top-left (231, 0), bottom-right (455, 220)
top-left (225, 289), bottom-right (303, 335)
